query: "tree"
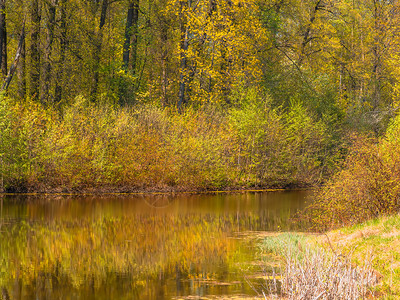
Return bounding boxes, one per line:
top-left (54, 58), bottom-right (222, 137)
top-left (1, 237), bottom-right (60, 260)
top-left (30, 0), bottom-right (40, 101)
top-left (123, 0), bottom-right (139, 73)
top-left (0, 0), bottom-right (7, 79)
top-left (91, 0), bottom-right (108, 99)
top-left (42, 0), bottom-right (58, 104)
top-left (120, 0), bottom-right (139, 105)
top-left (54, 0), bottom-right (67, 104)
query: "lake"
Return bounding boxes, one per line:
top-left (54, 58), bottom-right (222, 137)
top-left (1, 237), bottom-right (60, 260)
top-left (0, 190), bottom-right (309, 299)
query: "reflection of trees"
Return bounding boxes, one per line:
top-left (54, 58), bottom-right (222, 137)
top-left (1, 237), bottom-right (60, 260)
top-left (0, 193), bottom-right (306, 298)
top-left (0, 214), bottom-right (255, 295)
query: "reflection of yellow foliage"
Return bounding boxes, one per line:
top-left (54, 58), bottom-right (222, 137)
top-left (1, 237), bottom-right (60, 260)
top-left (0, 214), bottom-right (251, 288)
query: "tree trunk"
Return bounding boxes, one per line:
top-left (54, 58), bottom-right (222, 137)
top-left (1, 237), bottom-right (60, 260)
top-left (160, 21), bottom-right (168, 106)
top-left (91, 0), bottom-right (108, 100)
top-left (120, 0), bottom-right (139, 105)
top-left (177, 0), bottom-right (190, 112)
top-left (130, 0), bottom-right (139, 74)
top-left (122, 1), bottom-right (134, 71)
top-left (298, 0), bottom-right (323, 67)
top-left (123, 0), bottom-right (139, 72)
top-left (2, 20), bottom-right (25, 91)
top-left (178, 27), bottom-right (188, 112)
top-left (30, 0), bottom-right (40, 101)
top-left (17, 29), bottom-right (26, 99)
top-left (54, 0), bottom-right (66, 104)
top-left (0, 0), bottom-right (7, 79)
top-left (372, 0), bottom-right (381, 111)
top-left (42, 0), bottom-right (57, 105)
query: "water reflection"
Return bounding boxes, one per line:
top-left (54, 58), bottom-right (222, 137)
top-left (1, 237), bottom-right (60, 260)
top-left (0, 191), bottom-right (308, 299)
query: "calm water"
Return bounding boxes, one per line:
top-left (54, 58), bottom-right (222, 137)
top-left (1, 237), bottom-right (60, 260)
top-left (0, 190), bottom-right (309, 300)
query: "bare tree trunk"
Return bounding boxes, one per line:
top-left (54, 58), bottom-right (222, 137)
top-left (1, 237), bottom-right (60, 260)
top-left (178, 28), bottom-right (188, 112)
top-left (372, 0), bottom-right (382, 111)
top-left (121, 0), bottom-right (139, 105)
top-left (160, 22), bottom-right (168, 107)
top-left (130, 0), bottom-right (139, 74)
top-left (42, 0), bottom-right (57, 105)
top-left (122, 1), bottom-right (134, 71)
top-left (122, 0), bottom-right (139, 72)
top-left (30, 0), bottom-right (41, 101)
top-left (17, 30), bottom-right (26, 99)
top-left (2, 20), bottom-right (25, 91)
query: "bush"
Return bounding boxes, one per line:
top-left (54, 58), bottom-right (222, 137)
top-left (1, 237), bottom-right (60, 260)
top-left (306, 113), bottom-right (400, 230)
top-left (0, 93), bottom-right (343, 192)
top-left (0, 98), bottom-right (53, 191)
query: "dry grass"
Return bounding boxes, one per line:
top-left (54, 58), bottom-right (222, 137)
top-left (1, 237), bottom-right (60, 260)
top-left (260, 233), bottom-right (378, 299)
top-left (280, 248), bottom-right (377, 299)
top-left (319, 214), bottom-right (400, 297)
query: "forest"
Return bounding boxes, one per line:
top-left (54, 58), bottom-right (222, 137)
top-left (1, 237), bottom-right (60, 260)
top-left (1, 0), bottom-right (400, 201)
top-left (2, 1), bottom-right (400, 298)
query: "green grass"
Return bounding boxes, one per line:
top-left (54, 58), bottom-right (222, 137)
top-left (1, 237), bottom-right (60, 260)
top-left (321, 213), bottom-right (400, 298)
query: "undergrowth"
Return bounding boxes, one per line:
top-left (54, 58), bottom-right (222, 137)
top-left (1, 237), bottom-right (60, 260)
top-left (304, 112), bottom-right (400, 230)
top-left (0, 94), bottom-right (342, 192)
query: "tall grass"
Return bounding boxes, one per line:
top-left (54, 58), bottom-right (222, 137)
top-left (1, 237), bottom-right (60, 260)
top-left (0, 95), bottom-right (341, 192)
top-left (261, 234), bottom-right (378, 299)
top-left (280, 248), bottom-right (377, 299)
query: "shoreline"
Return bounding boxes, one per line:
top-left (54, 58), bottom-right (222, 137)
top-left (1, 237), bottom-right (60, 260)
top-left (0, 186), bottom-right (313, 196)
top-left (260, 214), bottom-right (400, 298)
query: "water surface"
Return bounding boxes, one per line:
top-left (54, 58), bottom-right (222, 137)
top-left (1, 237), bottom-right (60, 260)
top-left (0, 190), bottom-right (308, 299)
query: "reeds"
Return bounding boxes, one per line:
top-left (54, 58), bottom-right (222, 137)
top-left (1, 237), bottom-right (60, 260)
top-left (263, 247), bottom-right (378, 299)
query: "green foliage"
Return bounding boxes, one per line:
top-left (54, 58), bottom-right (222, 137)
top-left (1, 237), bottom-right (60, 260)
top-left (228, 91), bottom-right (286, 185)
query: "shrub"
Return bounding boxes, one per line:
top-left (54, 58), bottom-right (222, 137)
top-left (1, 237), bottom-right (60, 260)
top-left (0, 98), bottom-right (53, 191)
top-left (0, 93), bottom-right (343, 192)
top-left (306, 113), bottom-right (400, 230)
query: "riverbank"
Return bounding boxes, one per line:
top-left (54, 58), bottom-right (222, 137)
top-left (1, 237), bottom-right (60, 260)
top-left (0, 184), bottom-right (311, 195)
top-left (262, 214), bottom-right (400, 299)
top-left (321, 214), bottom-right (400, 298)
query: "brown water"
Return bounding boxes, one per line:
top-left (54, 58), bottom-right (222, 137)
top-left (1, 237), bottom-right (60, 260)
top-left (0, 190), bottom-right (309, 300)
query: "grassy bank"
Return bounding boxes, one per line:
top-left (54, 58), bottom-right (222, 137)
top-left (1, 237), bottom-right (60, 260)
top-left (0, 94), bottom-right (342, 193)
top-left (322, 214), bottom-right (400, 298)
top-left (261, 231), bottom-right (380, 299)
top-left (258, 111), bottom-right (400, 299)
top-left (260, 213), bottom-right (400, 299)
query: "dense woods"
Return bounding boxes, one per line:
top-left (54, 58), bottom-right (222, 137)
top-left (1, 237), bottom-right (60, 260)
top-left (1, 0), bottom-right (400, 193)
top-left (0, 0), bottom-right (398, 115)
